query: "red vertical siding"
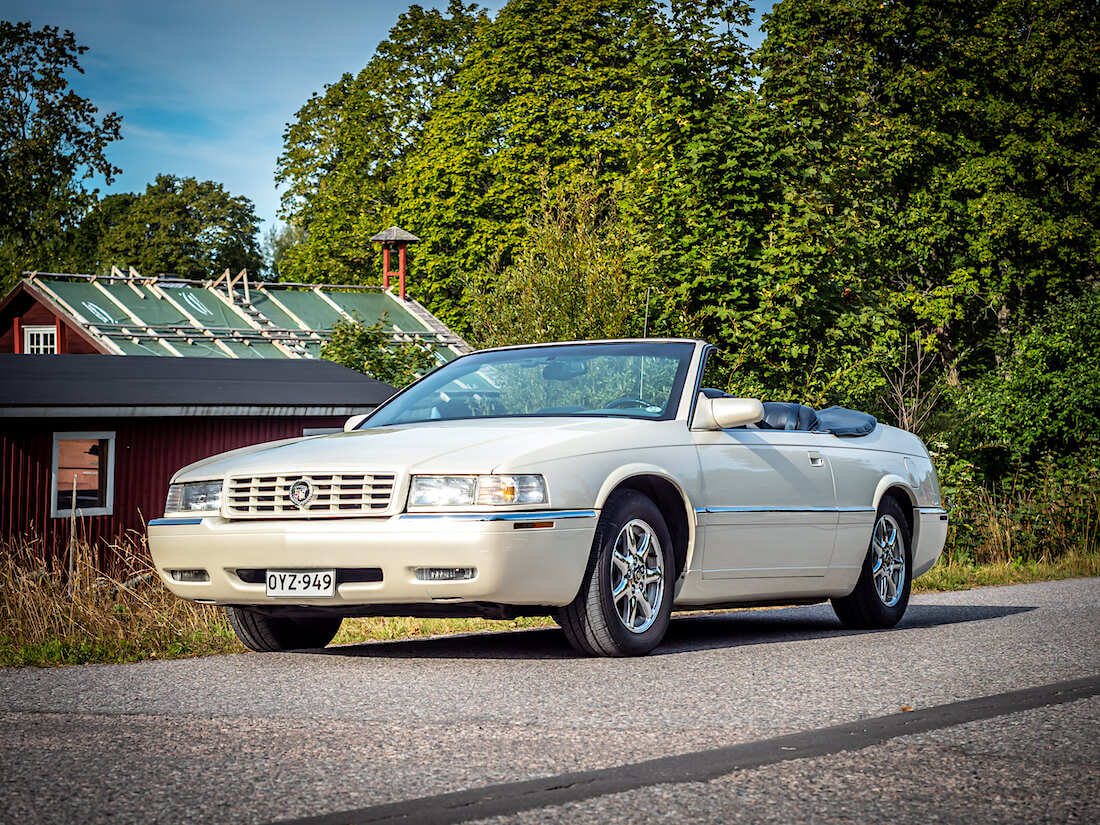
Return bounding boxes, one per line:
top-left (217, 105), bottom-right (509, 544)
top-left (0, 425), bottom-right (52, 540)
top-left (1, 415), bottom-right (344, 566)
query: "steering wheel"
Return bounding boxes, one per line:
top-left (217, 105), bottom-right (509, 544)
top-left (605, 397), bottom-right (654, 410)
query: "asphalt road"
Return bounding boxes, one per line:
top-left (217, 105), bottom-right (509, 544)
top-left (1, 578), bottom-right (1098, 825)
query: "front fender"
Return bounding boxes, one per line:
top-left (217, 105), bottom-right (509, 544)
top-left (593, 463), bottom-right (701, 574)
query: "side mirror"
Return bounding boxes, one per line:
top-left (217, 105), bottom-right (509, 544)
top-left (343, 413), bottom-right (370, 432)
top-left (694, 395), bottom-right (764, 430)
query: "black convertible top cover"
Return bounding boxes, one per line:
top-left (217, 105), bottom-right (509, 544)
top-left (815, 406), bottom-right (878, 437)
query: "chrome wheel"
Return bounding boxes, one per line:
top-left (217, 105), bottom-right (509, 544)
top-left (556, 490), bottom-right (674, 656)
top-left (831, 496), bottom-right (911, 629)
top-left (871, 513), bottom-right (906, 608)
top-left (609, 518), bottom-right (665, 634)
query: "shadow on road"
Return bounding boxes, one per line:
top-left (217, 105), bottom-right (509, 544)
top-left (316, 602), bottom-right (1036, 661)
top-left (657, 603), bottom-right (1036, 655)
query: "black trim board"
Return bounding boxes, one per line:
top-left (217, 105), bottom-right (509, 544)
top-left (272, 674), bottom-right (1100, 825)
top-left (0, 354), bottom-right (395, 409)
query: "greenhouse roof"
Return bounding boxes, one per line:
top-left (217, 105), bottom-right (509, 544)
top-left (6, 269), bottom-right (468, 362)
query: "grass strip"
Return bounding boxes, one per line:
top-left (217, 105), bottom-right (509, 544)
top-left (914, 550), bottom-right (1100, 592)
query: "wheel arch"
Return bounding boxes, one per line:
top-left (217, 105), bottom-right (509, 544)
top-left (873, 476), bottom-right (917, 538)
top-left (595, 467), bottom-right (695, 579)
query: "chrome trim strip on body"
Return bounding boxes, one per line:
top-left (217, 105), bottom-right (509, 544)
top-left (694, 506), bottom-right (877, 515)
top-left (917, 507), bottom-right (948, 515)
top-left (149, 517), bottom-right (206, 526)
top-left (398, 509), bottom-right (598, 522)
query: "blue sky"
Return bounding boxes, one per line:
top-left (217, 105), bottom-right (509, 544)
top-left (4, 0), bottom-right (770, 239)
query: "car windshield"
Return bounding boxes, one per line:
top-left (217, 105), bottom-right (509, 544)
top-left (364, 341), bottom-right (695, 427)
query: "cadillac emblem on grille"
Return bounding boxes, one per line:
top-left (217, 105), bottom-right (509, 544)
top-left (289, 479), bottom-right (314, 508)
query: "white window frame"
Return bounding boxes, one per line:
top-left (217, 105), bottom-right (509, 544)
top-left (50, 431), bottom-right (116, 518)
top-left (23, 325), bottom-right (57, 354)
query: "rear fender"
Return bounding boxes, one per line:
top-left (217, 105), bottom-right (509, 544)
top-left (873, 475), bottom-right (916, 512)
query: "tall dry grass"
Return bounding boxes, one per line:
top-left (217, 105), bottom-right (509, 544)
top-left (0, 532), bottom-right (553, 666)
top-left (943, 455), bottom-right (1099, 565)
top-left (918, 453), bottom-right (1100, 591)
top-left (0, 532), bottom-right (238, 666)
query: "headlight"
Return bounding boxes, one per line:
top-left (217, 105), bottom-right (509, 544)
top-left (165, 481), bottom-right (223, 514)
top-left (408, 475), bottom-right (547, 509)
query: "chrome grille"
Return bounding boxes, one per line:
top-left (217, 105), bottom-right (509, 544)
top-left (225, 473), bottom-right (396, 518)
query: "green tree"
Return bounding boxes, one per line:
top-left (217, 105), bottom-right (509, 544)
top-left (321, 315), bottom-right (438, 387)
top-left (260, 222), bottom-right (306, 281)
top-left (80, 174), bottom-right (262, 278)
top-left (757, 0), bottom-right (1100, 379)
top-left (275, 1), bottom-right (486, 284)
top-left (618, 1), bottom-right (893, 405)
top-left (0, 22), bottom-right (122, 291)
top-left (57, 191), bottom-right (137, 273)
top-left (468, 171), bottom-right (645, 347)
top-left (393, 0), bottom-right (650, 330)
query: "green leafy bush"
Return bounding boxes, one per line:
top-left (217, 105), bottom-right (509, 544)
top-left (321, 314), bottom-right (438, 388)
top-left (966, 291), bottom-right (1100, 468)
top-left (942, 449), bottom-right (1100, 565)
top-left (467, 172), bottom-right (646, 347)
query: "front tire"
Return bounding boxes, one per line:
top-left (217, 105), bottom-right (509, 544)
top-left (225, 607), bottom-right (342, 652)
top-left (831, 497), bottom-right (912, 629)
top-left (555, 490), bottom-right (674, 657)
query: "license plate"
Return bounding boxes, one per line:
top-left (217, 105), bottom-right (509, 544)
top-left (265, 569), bottom-right (336, 598)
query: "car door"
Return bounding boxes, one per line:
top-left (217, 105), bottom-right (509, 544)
top-left (693, 427), bottom-right (838, 578)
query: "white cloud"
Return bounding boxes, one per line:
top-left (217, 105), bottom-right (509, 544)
top-left (8, 0), bottom-right (764, 235)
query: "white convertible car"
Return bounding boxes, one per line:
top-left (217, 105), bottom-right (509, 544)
top-left (149, 339), bottom-right (947, 657)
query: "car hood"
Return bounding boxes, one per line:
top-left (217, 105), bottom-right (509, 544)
top-left (173, 417), bottom-right (668, 481)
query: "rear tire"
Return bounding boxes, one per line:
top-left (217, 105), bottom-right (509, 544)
top-left (554, 490), bottom-right (674, 657)
top-left (831, 497), bottom-right (912, 629)
top-left (225, 607), bottom-right (342, 652)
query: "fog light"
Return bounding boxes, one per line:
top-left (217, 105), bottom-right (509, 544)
top-left (415, 567), bottom-right (476, 582)
top-left (171, 568), bottom-right (210, 583)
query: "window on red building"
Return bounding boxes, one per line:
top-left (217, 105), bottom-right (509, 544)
top-left (51, 432), bottom-right (115, 517)
top-left (23, 325), bottom-right (57, 354)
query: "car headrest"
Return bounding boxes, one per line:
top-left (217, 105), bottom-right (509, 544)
top-left (759, 402), bottom-right (820, 431)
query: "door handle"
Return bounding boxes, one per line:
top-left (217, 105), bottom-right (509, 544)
top-left (808, 451), bottom-right (824, 468)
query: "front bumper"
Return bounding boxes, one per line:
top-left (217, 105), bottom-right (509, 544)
top-left (148, 510), bottom-right (598, 609)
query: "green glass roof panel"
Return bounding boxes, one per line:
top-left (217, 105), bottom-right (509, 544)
top-left (103, 282), bottom-right (197, 326)
top-left (106, 336), bottom-right (169, 356)
top-left (327, 291), bottom-right (428, 331)
top-left (172, 337), bottom-right (230, 357)
top-left (157, 286), bottom-right (252, 329)
top-left (249, 342), bottom-right (287, 358)
top-left (41, 280), bottom-right (129, 326)
top-left (35, 277), bottom-right (460, 362)
top-left (218, 340), bottom-right (286, 358)
top-left (265, 289), bottom-right (344, 328)
top-left (299, 342), bottom-right (324, 359)
top-left (434, 346), bottom-right (459, 364)
top-left (121, 283), bottom-right (203, 325)
top-left (246, 291), bottom-right (301, 329)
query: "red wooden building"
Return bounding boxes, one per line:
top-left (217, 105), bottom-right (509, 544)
top-left (0, 355), bottom-right (395, 559)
